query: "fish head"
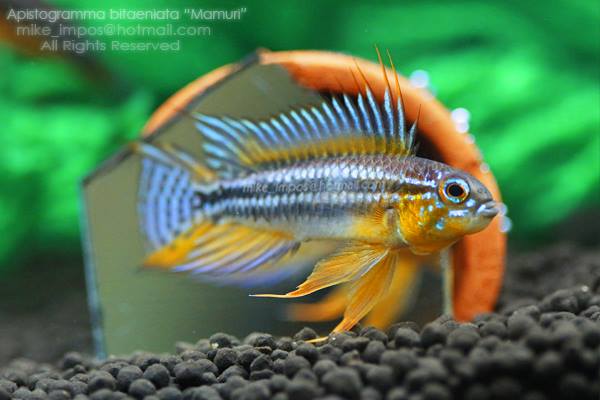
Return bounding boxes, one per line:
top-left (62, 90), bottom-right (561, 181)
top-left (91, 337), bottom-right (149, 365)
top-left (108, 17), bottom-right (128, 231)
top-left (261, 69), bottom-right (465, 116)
top-left (435, 169), bottom-right (499, 232)
top-left (394, 159), bottom-right (499, 255)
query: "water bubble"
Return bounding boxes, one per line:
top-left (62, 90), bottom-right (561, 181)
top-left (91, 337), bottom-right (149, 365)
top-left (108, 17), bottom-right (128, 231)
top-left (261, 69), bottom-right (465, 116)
top-left (409, 69), bottom-right (430, 89)
top-left (500, 215), bottom-right (513, 233)
top-left (451, 107), bottom-right (471, 122)
top-left (451, 108), bottom-right (471, 133)
top-left (497, 202), bottom-right (508, 216)
top-left (456, 121), bottom-right (469, 133)
top-left (500, 216), bottom-right (513, 233)
top-left (480, 163), bottom-right (490, 173)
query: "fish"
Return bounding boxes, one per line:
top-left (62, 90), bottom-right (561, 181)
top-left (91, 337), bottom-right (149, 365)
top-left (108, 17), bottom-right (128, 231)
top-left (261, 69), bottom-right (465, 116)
top-left (134, 53), bottom-right (500, 333)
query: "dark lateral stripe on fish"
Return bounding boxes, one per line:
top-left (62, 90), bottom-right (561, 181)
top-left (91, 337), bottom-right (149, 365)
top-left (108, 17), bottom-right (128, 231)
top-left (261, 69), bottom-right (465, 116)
top-left (193, 155), bottom-right (438, 224)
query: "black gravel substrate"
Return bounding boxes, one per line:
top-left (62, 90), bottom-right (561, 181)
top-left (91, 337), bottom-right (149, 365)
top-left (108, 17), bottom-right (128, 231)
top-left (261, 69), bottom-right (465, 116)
top-left (1, 244), bottom-right (599, 400)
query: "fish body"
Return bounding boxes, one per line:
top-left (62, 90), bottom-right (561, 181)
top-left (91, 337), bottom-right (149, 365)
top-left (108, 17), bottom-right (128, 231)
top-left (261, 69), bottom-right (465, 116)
top-left (135, 57), bottom-right (499, 332)
top-left (198, 154), bottom-right (409, 243)
top-left (194, 154), bottom-right (494, 253)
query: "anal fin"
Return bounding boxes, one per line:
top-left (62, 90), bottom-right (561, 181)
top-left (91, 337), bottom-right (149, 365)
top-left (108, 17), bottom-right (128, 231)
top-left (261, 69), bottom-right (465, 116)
top-left (144, 221), bottom-right (214, 268)
top-left (143, 222), bottom-right (300, 283)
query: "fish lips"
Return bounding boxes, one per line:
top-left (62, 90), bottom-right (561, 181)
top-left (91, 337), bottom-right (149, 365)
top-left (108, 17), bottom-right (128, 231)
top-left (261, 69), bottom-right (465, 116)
top-left (476, 201), bottom-right (500, 218)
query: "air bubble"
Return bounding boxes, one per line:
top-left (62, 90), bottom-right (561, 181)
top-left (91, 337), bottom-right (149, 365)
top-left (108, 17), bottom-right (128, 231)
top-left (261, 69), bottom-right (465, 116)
top-left (455, 121), bottom-right (469, 133)
top-left (500, 216), bottom-right (513, 233)
top-left (409, 69), bottom-right (430, 89)
top-left (451, 108), bottom-right (471, 133)
top-left (451, 107), bottom-right (471, 122)
top-left (497, 202), bottom-right (508, 216)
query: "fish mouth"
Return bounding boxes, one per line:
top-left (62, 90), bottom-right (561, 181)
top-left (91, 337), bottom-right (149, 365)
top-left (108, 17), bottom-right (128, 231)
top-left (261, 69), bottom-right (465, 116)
top-left (477, 201), bottom-right (499, 218)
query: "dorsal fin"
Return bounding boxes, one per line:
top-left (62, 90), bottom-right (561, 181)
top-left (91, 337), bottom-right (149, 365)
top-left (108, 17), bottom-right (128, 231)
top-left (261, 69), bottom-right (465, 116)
top-left (192, 60), bottom-right (416, 177)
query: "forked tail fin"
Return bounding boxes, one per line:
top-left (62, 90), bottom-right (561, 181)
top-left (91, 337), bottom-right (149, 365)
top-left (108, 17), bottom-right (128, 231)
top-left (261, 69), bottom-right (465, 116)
top-left (134, 142), bottom-right (214, 255)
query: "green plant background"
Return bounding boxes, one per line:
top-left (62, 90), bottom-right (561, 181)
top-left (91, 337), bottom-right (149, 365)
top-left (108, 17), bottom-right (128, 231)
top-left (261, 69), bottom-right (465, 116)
top-left (0, 0), bottom-right (598, 275)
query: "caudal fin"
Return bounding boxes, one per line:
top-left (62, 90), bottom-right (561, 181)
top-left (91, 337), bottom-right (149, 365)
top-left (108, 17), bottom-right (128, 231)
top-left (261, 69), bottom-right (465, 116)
top-left (134, 142), bottom-right (213, 255)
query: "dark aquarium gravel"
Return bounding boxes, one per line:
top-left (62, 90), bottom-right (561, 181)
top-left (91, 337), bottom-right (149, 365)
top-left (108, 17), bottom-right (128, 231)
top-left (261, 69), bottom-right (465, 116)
top-left (2, 244), bottom-right (599, 400)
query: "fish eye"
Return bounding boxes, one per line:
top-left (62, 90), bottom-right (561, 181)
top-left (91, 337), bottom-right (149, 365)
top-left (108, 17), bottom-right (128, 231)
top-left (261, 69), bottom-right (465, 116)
top-left (440, 177), bottom-right (470, 204)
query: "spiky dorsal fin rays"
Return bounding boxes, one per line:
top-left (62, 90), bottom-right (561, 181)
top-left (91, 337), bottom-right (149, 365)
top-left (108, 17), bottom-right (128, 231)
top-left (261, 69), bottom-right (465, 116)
top-left (157, 48), bottom-right (417, 176)
top-left (188, 50), bottom-right (417, 179)
top-left (375, 46), bottom-right (395, 155)
top-left (193, 91), bottom-right (415, 176)
top-left (353, 57), bottom-right (388, 155)
top-left (252, 242), bottom-right (389, 299)
top-left (383, 47), bottom-right (418, 153)
top-left (369, 45), bottom-right (410, 155)
top-left (349, 63), bottom-right (378, 155)
top-left (330, 74), bottom-right (354, 157)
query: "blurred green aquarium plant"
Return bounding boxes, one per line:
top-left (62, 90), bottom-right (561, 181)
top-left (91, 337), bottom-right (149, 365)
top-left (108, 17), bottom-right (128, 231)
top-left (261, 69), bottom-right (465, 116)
top-left (0, 0), bottom-right (598, 275)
